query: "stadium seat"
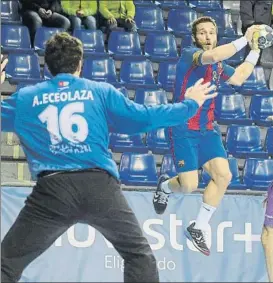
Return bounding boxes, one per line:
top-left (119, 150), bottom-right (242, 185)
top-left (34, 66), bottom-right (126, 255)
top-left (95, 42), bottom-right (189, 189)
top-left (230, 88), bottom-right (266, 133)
top-left (134, 0), bottom-right (156, 6)
top-left (160, 154), bottom-right (177, 177)
top-left (167, 9), bottom-right (197, 36)
top-left (134, 89), bottom-right (168, 105)
top-left (217, 81), bottom-right (236, 94)
top-left (237, 67), bottom-right (270, 95)
top-left (108, 31), bottom-right (143, 60)
top-left (265, 127), bottom-right (273, 155)
top-left (225, 125), bottom-right (268, 158)
top-left (214, 94), bottom-right (251, 125)
top-left (43, 64), bottom-right (53, 80)
top-left (5, 53), bottom-right (42, 84)
top-left (180, 34), bottom-right (193, 49)
top-left (147, 128), bottom-right (170, 154)
top-left (249, 95), bottom-right (273, 126)
top-left (82, 57), bottom-right (118, 85)
top-left (117, 87), bottom-right (129, 98)
top-left (144, 31), bottom-right (178, 62)
top-left (119, 59), bottom-right (156, 89)
top-left (1, 1), bottom-right (21, 25)
top-left (1, 25), bottom-right (32, 54)
top-left (243, 158), bottom-right (273, 190)
top-left (34, 27), bottom-right (65, 55)
top-left (189, 0), bottom-right (223, 11)
top-left (156, 0), bottom-right (188, 9)
top-left (203, 10), bottom-right (236, 36)
top-left (109, 133), bottom-right (148, 153)
top-left (135, 6), bottom-right (165, 33)
top-left (218, 37), bottom-right (245, 66)
top-left (119, 153), bottom-right (158, 186)
top-left (73, 29), bottom-right (106, 57)
top-left (157, 60), bottom-right (178, 91)
top-left (200, 157), bottom-right (242, 189)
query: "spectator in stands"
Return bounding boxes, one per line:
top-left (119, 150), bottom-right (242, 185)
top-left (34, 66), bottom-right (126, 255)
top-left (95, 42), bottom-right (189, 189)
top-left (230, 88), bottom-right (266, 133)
top-left (1, 55), bottom-right (8, 84)
top-left (99, 0), bottom-right (137, 33)
top-left (240, 0), bottom-right (272, 34)
top-left (20, 0), bottom-right (70, 46)
top-left (61, 0), bottom-right (97, 31)
top-left (240, 1), bottom-right (273, 84)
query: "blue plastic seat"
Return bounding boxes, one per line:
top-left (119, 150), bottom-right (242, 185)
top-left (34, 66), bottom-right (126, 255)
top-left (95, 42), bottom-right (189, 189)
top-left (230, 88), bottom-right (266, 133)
top-left (117, 87), bottom-right (129, 98)
top-left (225, 125), bottom-right (267, 158)
top-left (82, 57), bottom-right (118, 84)
top-left (135, 6), bottom-right (165, 33)
top-left (200, 157), bottom-right (242, 189)
top-left (238, 67), bottom-right (270, 95)
top-left (203, 10), bottom-right (236, 36)
top-left (167, 9), bottom-right (197, 36)
top-left (156, 0), bottom-right (188, 9)
top-left (180, 34), bottom-right (193, 49)
top-left (34, 27), bottom-right (65, 55)
top-left (1, 1), bottom-right (21, 24)
top-left (134, 0), bottom-right (156, 6)
top-left (249, 95), bottom-right (273, 126)
top-left (243, 158), bottom-right (273, 190)
top-left (214, 94), bottom-right (251, 125)
top-left (265, 127), bottom-right (273, 155)
top-left (108, 31), bottom-right (143, 60)
top-left (144, 31), bottom-right (178, 62)
top-left (134, 89), bottom-right (168, 105)
top-left (120, 59), bottom-right (156, 89)
top-left (147, 128), bottom-right (170, 154)
top-left (109, 133), bottom-right (148, 153)
top-left (160, 154), bottom-right (177, 177)
top-left (218, 37), bottom-right (245, 66)
top-left (1, 25), bottom-right (32, 54)
top-left (189, 0), bottom-right (223, 11)
top-left (5, 53), bottom-right (41, 84)
top-left (43, 64), bottom-right (53, 80)
top-left (73, 29), bottom-right (106, 57)
top-left (157, 60), bottom-right (178, 91)
top-left (119, 153), bottom-right (158, 186)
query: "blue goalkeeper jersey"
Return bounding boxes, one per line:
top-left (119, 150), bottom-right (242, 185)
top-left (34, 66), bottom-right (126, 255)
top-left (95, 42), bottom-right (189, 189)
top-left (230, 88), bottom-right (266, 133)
top-left (1, 73), bottom-right (199, 180)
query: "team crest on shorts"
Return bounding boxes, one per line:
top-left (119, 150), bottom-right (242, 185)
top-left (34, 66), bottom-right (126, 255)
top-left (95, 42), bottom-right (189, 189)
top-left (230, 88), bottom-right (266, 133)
top-left (178, 160), bottom-right (185, 167)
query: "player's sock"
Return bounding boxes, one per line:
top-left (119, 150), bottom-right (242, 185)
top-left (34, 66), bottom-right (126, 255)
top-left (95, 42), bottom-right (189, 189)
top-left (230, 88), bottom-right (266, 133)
top-left (161, 180), bottom-right (172, 194)
top-left (194, 202), bottom-right (216, 230)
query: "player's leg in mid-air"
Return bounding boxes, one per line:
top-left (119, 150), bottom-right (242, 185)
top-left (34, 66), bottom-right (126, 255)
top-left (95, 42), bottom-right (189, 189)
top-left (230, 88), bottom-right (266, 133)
top-left (262, 183), bottom-right (273, 282)
top-left (154, 128), bottom-right (231, 256)
top-left (153, 127), bottom-right (199, 215)
top-left (186, 129), bottom-right (231, 256)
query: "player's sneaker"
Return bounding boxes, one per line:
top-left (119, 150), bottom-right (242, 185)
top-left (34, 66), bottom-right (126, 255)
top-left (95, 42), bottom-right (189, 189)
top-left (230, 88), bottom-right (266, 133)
top-left (185, 222), bottom-right (210, 256)
top-left (153, 174), bottom-right (170, 214)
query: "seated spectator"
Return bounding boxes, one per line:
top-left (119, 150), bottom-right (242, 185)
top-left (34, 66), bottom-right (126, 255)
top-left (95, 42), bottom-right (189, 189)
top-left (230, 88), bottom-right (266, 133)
top-left (61, 1), bottom-right (97, 31)
top-left (240, 1), bottom-right (273, 84)
top-left (21, 0), bottom-right (70, 46)
top-left (99, 0), bottom-right (137, 33)
top-left (240, 1), bottom-right (272, 34)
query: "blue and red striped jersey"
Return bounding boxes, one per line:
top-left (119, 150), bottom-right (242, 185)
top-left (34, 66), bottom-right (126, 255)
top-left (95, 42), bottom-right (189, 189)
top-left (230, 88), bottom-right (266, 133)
top-left (174, 46), bottom-right (235, 130)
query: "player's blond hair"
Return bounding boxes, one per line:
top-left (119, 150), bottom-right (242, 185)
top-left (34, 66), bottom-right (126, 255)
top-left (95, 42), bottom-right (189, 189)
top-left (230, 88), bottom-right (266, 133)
top-left (191, 16), bottom-right (218, 38)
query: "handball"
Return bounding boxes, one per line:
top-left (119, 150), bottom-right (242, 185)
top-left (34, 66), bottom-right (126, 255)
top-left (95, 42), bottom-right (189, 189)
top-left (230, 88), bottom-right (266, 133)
top-left (255, 25), bottom-right (273, 50)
